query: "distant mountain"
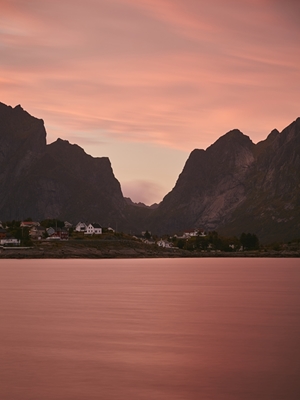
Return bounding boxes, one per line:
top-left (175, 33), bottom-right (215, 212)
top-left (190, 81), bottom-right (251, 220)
top-left (148, 119), bottom-right (300, 243)
top-left (124, 197), bottom-right (159, 209)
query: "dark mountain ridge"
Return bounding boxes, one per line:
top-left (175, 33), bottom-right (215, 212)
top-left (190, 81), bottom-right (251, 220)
top-left (0, 102), bottom-right (128, 227)
top-left (0, 101), bottom-right (299, 243)
top-left (148, 118), bottom-right (300, 242)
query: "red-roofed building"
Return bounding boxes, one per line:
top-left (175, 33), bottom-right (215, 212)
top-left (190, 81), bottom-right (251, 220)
top-left (0, 228), bottom-right (7, 239)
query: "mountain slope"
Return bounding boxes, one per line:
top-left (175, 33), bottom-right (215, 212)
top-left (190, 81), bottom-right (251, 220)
top-left (148, 129), bottom-right (256, 233)
top-left (0, 102), bottom-right (127, 225)
top-left (221, 119), bottom-right (300, 242)
top-left (148, 120), bottom-right (300, 242)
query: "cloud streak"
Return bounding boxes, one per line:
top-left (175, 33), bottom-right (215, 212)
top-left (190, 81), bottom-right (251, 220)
top-left (0, 0), bottom-right (299, 201)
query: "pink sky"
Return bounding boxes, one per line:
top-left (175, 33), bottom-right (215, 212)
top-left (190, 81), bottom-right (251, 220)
top-left (1, 0), bottom-right (299, 204)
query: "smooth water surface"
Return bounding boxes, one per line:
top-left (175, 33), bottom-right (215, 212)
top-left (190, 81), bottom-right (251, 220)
top-left (0, 258), bottom-right (300, 399)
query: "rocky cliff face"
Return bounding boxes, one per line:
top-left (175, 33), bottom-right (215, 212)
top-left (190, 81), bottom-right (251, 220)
top-left (222, 118), bottom-right (300, 243)
top-left (0, 103), bottom-right (47, 219)
top-left (1, 101), bottom-right (299, 242)
top-left (0, 103), bottom-right (46, 164)
top-left (149, 119), bottom-right (300, 242)
top-left (0, 102), bottom-right (127, 226)
top-left (148, 129), bottom-right (255, 233)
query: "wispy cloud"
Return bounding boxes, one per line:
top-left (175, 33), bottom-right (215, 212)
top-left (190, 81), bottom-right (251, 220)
top-left (1, 0), bottom-right (299, 201)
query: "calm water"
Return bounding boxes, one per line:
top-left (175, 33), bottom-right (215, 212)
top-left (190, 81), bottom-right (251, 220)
top-left (0, 258), bottom-right (300, 400)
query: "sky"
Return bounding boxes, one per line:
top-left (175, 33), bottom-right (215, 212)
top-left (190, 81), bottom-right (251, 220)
top-left (1, 0), bottom-right (299, 204)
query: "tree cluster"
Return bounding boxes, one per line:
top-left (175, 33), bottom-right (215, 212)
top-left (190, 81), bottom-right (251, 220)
top-left (239, 232), bottom-right (260, 250)
top-left (172, 231), bottom-right (259, 252)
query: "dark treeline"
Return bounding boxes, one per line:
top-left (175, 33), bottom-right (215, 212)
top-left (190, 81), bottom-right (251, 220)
top-left (172, 231), bottom-right (260, 252)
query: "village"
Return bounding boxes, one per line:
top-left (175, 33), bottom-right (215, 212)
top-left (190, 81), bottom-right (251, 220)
top-left (0, 219), bottom-right (209, 249)
top-left (0, 220), bottom-right (112, 245)
top-left (0, 219), bottom-right (299, 258)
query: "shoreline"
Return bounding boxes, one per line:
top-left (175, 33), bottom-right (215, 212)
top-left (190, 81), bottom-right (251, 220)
top-left (0, 240), bottom-right (299, 259)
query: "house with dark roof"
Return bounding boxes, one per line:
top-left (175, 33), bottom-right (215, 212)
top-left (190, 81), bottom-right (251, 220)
top-left (29, 226), bottom-right (46, 240)
top-left (85, 223), bottom-right (102, 235)
top-left (56, 227), bottom-right (69, 240)
top-left (46, 227), bottom-right (69, 240)
top-left (46, 227), bottom-right (56, 236)
top-left (75, 222), bottom-right (87, 232)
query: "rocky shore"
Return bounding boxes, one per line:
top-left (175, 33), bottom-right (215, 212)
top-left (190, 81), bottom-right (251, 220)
top-left (0, 240), bottom-right (299, 259)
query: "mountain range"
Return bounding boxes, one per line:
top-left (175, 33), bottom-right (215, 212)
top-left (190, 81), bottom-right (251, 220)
top-left (0, 101), bottom-right (299, 243)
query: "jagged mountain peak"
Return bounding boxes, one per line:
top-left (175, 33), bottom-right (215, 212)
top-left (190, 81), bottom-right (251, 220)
top-left (0, 103), bottom-right (46, 165)
top-left (49, 138), bottom-right (88, 155)
top-left (208, 128), bottom-right (254, 152)
top-left (221, 128), bottom-right (245, 138)
top-left (280, 117), bottom-right (300, 143)
top-left (55, 138), bottom-right (70, 144)
top-left (48, 138), bottom-right (112, 174)
top-left (268, 128), bottom-right (280, 138)
top-left (1, 102), bottom-right (44, 124)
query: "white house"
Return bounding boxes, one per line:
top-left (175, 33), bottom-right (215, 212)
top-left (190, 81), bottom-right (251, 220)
top-left (183, 229), bottom-right (198, 238)
top-left (0, 238), bottom-right (20, 246)
top-left (182, 229), bottom-right (206, 238)
top-left (75, 222), bottom-right (88, 232)
top-left (85, 223), bottom-right (102, 235)
top-left (157, 239), bottom-right (172, 248)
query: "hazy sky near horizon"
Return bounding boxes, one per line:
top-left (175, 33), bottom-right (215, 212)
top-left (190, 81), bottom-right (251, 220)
top-left (1, 0), bottom-right (299, 204)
